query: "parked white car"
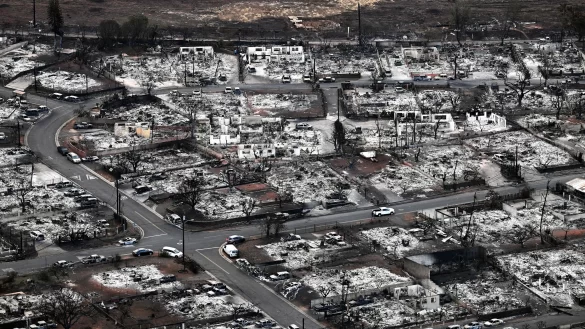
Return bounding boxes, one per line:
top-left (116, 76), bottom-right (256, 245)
top-left (371, 207), bottom-right (395, 216)
top-left (66, 152), bottom-right (81, 164)
top-left (118, 237), bottom-right (137, 245)
top-left (0, 132), bottom-right (5, 140)
top-left (162, 246), bottom-right (183, 258)
top-left (484, 319), bottom-right (504, 327)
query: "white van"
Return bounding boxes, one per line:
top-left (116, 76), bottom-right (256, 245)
top-left (223, 244), bottom-right (239, 258)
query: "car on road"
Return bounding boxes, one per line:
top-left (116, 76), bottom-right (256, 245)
top-left (226, 235), bottom-right (245, 244)
top-left (74, 122), bottom-right (93, 129)
top-left (319, 76), bottom-right (335, 83)
top-left (395, 86), bottom-right (405, 93)
top-left (119, 237), bottom-right (137, 245)
top-left (192, 89), bottom-right (202, 97)
top-left (224, 87), bottom-right (233, 93)
top-left (50, 93), bottom-right (63, 99)
top-left (484, 319), bottom-right (504, 327)
top-left (53, 260), bottom-right (74, 268)
top-left (372, 207), bottom-right (395, 216)
top-left (66, 152), bottom-right (81, 164)
top-left (57, 146), bottom-right (69, 155)
top-left (302, 74), bottom-right (312, 83)
top-left (295, 122), bottom-right (312, 130)
top-left (81, 254), bottom-right (107, 264)
top-left (64, 95), bottom-right (80, 102)
top-left (161, 246), bottom-right (183, 258)
top-left (0, 132), bottom-right (5, 140)
top-left (20, 115), bottom-right (31, 122)
top-left (464, 322), bottom-right (483, 329)
top-left (132, 248), bottom-right (153, 256)
top-left (81, 155), bottom-right (99, 162)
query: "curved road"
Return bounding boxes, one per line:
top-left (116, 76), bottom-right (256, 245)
top-left (1, 82), bottom-right (584, 328)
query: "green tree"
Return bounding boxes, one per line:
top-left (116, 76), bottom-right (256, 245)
top-left (122, 14), bottom-right (149, 46)
top-left (98, 20), bottom-right (121, 48)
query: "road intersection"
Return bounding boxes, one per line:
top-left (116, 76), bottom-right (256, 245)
top-left (1, 77), bottom-right (585, 328)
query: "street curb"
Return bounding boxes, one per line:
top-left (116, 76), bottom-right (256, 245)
top-left (54, 117), bottom-right (72, 147)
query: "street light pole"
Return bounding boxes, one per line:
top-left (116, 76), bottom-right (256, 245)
top-left (181, 215), bottom-right (186, 272)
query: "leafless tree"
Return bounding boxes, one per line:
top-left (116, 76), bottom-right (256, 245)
top-left (317, 285), bottom-right (333, 304)
top-left (258, 217), bottom-right (274, 237)
top-left (13, 176), bottom-right (33, 213)
top-left (506, 222), bottom-right (537, 247)
top-left (539, 50), bottom-right (553, 87)
top-left (36, 288), bottom-right (93, 329)
top-left (374, 117), bottom-right (383, 149)
top-left (123, 146), bottom-right (144, 173)
top-left (241, 198), bottom-right (257, 223)
top-left (498, 0), bottom-right (523, 45)
top-left (551, 91), bottom-right (564, 120)
top-left (451, 0), bottom-right (472, 46)
top-left (177, 175), bottom-right (205, 210)
top-left (332, 119), bottom-right (346, 155)
top-left (504, 66), bottom-right (540, 107)
top-left (566, 92), bottom-right (585, 119)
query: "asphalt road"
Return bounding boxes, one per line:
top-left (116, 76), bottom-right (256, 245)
top-left (1, 79), bottom-right (585, 328)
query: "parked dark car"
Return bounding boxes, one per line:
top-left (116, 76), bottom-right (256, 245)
top-left (159, 275), bottom-right (177, 283)
top-left (57, 146), bottom-right (69, 155)
top-left (74, 122), bottom-right (93, 129)
top-left (55, 181), bottom-right (73, 189)
top-left (132, 248), bottom-right (154, 257)
top-left (81, 155), bottom-right (99, 162)
top-left (150, 172), bottom-right (168, 181)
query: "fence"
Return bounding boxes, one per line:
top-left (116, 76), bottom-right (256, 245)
top-left (476, 307), bottom-right (532, 320)
top-left (536, 163), bottom-right (583, 173)
top-left (309, 281), bottom-right (413, 308)
top-left (92, 138), bottom-right (189, 157)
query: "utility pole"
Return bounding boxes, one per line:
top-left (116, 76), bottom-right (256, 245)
top-left (16, 119), bottom-right (21, 147)
top-left (33, 64), bottom-right (37, 92)
top-left (33, 0), bottom-right (36, 27)
top-left (358, 2), bottom-right (362, 48)
top-left (181, 215), bottom-right (186, 272)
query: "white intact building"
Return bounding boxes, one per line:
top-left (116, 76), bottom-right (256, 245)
top-left (237, 144), bottom-right (276, 159)
top-left (391, 111), bottom-right (456, 136)
top-left (466, 111), bottom-right (507, 128)
top-left (179, 46), bottom-right (214, 60)
top-left (401, 46), bottom-right (440, 63)
top-left (246, 46), bottom-right (305, 64)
